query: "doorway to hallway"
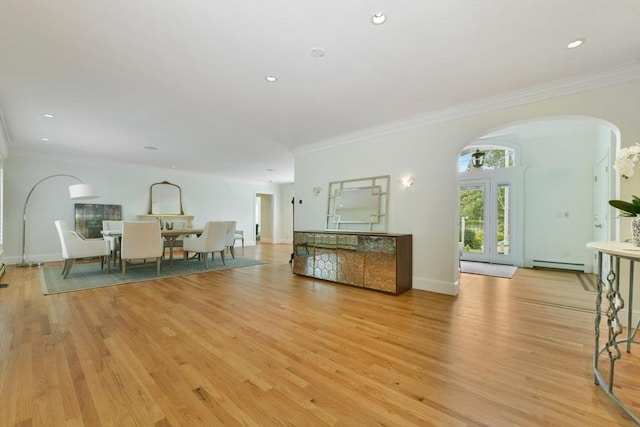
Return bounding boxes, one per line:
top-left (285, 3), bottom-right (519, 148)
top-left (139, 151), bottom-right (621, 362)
top-left (255, 193), bottom-right (274, 243)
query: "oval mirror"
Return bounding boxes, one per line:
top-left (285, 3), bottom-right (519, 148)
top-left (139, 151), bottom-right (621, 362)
top-left (149, 181), bottom-right (184, 215)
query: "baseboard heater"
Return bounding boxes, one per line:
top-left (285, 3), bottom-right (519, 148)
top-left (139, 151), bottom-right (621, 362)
top-left (532, 260), bottom-right (585, 272)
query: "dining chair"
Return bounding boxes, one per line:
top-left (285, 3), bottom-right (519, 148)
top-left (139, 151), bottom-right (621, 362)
top-left (102, 220), bottom-right (123, 266)
top-left (54, 220), bottom-right (111, 278)
top-left (183, 221), bottom-right (227, 268)
top-left (233, 230), bottom-right (244, 255)
top-left (120, 221), bottom-right (164, 276)
top-left (224, 221), bottom-right (237, 258)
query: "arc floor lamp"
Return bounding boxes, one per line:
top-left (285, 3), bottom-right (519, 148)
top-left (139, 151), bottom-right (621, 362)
top-left (17, 174), bottom-right (99, 267)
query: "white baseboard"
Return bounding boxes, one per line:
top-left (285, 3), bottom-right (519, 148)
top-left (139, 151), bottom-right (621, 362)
top-left (531, 259), bottom-right (586, 272)
top-left (412, 276), bottom-right (459, 296)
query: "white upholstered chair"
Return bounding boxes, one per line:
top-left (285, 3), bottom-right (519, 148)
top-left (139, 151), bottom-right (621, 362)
top-left (54, 220), bottom-right (111, 278)
top-left (224, 220), bottom-right (237, 259)
top-left (102, 220), bottom-right (123, 266)
top-left (120, 221), bottom-right (164, 276)
top-left (183, 221), bottom-right (227, 268)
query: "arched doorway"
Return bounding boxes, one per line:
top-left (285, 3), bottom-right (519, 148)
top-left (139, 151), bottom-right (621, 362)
top-left (458, 116), bottom-right (618, 273)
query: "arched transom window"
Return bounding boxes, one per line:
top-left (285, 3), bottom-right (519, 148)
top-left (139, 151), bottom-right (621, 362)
top-left (459, 145), bottom-right (515, 173)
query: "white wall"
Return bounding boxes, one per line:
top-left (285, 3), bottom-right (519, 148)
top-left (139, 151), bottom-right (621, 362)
top-left (294, 79), bottom-right (640, 297)
top-left (522, 129), bottom-right (598, 270)
top-left (4, 154), bottom-right (285, 264)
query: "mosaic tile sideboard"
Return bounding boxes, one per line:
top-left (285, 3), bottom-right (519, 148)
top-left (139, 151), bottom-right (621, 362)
top-left (292, 231), bottom-right (412, 295)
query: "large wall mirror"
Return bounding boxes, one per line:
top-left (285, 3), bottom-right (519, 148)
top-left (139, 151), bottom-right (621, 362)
top-left (326, 175), bottom-right (390, 232)
top-left (149, 181), bottom-right (184, 215)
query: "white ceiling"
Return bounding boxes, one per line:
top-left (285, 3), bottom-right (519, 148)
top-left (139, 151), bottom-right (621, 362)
top-left (0, 1), bottom-right (639, 183)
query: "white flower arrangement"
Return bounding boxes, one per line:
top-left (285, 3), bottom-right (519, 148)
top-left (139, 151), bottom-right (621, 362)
top-left (610, 142), bottom-right (640, 217)
top-left (613, 143), bottom-right (640, 179)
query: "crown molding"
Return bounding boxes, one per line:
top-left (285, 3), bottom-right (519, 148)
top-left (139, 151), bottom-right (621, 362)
top-left (294, 62), bottom-right (640, 155)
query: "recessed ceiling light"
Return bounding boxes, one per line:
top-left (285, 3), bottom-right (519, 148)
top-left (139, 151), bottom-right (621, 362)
top-left (371, 12), bottom-right (386, 25)
top-left (144, 145), bottom-right (158, 150)
top-left (265, 75), bottom-right (277, 82)
top-left (41, 137), bottom-right (49, 141)
top-left (567, 38), bottom-right (585, 49)
top-left (43, 113), bottom-right (54, 118)
top-left (310, 47), bottom-right (325, 58)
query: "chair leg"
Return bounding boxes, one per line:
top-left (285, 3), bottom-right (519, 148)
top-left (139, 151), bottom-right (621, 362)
top-left (230, 245), bottom-right (235, 259)
top-left (63, 259), bottom-right (74, 279)
top-left (61, 259), bottom-right (70, 276)
top-left (156, 257), bottom-right (161, 275)
top-left (220, 250), bottom-right (225, 265)
top-left (122, 259), bottom-right (126, 277)
top-left (106, 255), bottom-right (111, 274)
top-left (203, 251), bottom-right (208, 269)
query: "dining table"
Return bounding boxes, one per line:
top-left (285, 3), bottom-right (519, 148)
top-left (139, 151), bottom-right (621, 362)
top-left (101, 227), bottom-right (203, 264)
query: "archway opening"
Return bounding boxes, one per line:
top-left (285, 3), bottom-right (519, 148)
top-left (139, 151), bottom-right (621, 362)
top-left (458, 116), bottom-right (619, 274)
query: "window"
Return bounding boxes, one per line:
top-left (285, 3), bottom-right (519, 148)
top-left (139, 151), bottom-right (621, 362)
top-left (459, 145), bottom-right (515, 173)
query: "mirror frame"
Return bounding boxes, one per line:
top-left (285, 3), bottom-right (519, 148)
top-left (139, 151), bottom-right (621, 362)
top-left (148, 181), bottom-right (184, 215)
top-left (326, 175), bottom-right (390, 232)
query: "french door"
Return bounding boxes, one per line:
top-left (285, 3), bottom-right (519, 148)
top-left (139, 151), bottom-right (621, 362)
top-left (460, 177), bottom-right (515, 265)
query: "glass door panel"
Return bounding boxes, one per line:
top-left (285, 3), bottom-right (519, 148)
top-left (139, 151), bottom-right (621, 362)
top-left (460, 182), bottom-right (487, 260)
top-left (460, 178), bottom-right (514, 264)
top-left (496, 184), bottom-right (510, 256)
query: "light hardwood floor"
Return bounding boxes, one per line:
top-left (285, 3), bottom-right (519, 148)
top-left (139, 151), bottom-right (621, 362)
top-left (0, 243), bottom-right (637, 426)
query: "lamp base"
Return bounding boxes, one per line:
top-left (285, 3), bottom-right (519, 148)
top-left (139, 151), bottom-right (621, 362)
top-left (16, 261), bottom-right (44, 268)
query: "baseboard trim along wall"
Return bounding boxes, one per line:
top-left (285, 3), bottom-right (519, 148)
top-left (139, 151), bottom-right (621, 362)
top-left (412, 276), bottom-right (459, 296)
top-left (532, 259), bottom-right (586, 272)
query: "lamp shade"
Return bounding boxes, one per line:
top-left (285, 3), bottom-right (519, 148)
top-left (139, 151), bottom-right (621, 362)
top-left (69, 183), bottom-right (99, 200)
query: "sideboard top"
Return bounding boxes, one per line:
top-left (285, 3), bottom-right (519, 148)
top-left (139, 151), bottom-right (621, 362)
top-left (295, 230), bottom-right (411, 237)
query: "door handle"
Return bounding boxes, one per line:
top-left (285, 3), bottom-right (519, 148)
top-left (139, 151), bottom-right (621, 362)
top-left (595, 224), bottom-right (603, 229)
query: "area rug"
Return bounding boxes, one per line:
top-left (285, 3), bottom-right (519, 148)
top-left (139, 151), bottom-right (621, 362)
top-left (40, 256), bottom-right (266, 295)
top-left (460, 261), bottom-right (518, 278)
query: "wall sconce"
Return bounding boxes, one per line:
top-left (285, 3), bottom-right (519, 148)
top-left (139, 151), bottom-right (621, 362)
top-left (471, 149), bottom-right (485, 168)
top-left (18, 174), bottom-right (99, 267)
top-left (312, 186), bottom-right (321, 196)
top-left (401, 176), bottom-right (415, 189)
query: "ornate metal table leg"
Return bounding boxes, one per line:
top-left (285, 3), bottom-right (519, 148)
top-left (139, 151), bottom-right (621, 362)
top-left (590, 244), bottom-right (640, 425)
top-left (604, 256), bottom-right (623, 392)
top-left (628, 261), bottom-right (635, 353)
top-left (594, 251), bottom-right (603, 385)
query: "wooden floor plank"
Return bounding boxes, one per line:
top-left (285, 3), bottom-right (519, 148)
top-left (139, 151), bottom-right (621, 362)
top-left (0, 243), bottom-right (637, 426)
